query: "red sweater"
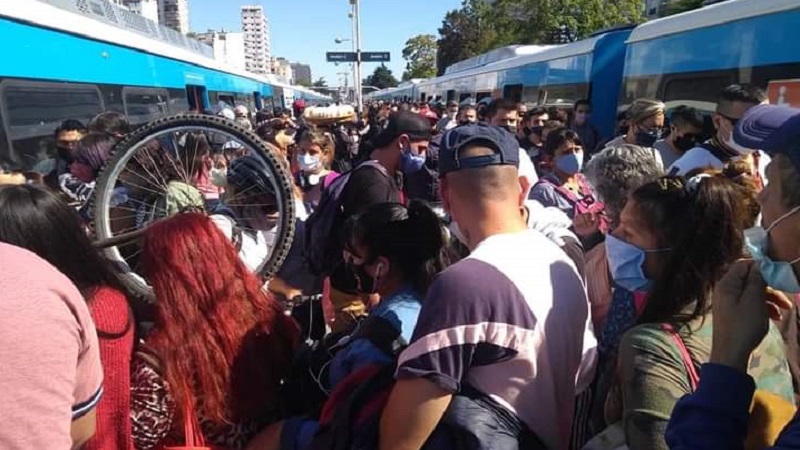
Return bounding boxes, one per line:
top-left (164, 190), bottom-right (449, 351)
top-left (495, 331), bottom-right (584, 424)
top-left (85, 286), bottom-right (135, 450)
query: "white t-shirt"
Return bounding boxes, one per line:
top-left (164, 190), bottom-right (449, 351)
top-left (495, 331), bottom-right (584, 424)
top-left (668, 145), bottom-right (770, 184)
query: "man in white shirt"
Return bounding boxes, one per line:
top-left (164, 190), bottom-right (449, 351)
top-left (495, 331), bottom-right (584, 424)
top-left (668, 84), bottom-right (769, 184)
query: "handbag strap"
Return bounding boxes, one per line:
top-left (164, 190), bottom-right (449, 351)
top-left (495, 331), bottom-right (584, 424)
top-left (661, 323), bottom-right (699, 391)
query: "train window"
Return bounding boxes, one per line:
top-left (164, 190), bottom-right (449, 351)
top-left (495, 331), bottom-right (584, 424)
top-left (522, 86), bottom-right (538, 104)
top-left (167, 88), bottom-right (191, 114)
top-left (1, 81), bottom-right (104, 169)
top-left (123, 88), bottom-right (169, 125)
top-left (503, 84), bottom-right (523, 103)
top-left (662, 74), bottom-right (733, 114)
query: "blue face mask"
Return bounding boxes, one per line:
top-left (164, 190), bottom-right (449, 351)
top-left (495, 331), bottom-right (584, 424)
top-left (554, 152), bottom-right (584, 175)
top-left (605, 233), bottom-right (671, 292)
top-left (745, 206), bottom-right (800, 293)
top-left (400, 145), bottom-right (426, 174)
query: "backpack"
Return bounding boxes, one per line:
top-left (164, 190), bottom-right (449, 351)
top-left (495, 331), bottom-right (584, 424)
top-left (304, 161), bottom-right (389, 276)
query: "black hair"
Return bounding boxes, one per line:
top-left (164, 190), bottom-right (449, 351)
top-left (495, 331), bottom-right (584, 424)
top-left (485, 98), bottom-right (518, 120)
top-left (343, 200), bottom-right (448, 295)
top-left (88, 112), bottom-right (131, 139)
top-left (718, 84), bottom-right (767, 109)
top-left (670, 105), bottom-right (705, 130)
top-left (547, 107), bottom-right (569, 124)
top-left (0, 184), bottom-right (128, 298)
top-left (526, 107), bottom-right (548, 119)
top-left (632, 176), bottom-right (746, 326)
top-left (544, 127), bottom-right (582, 157)
top-left (55, 119), bottom-right (87, 137)
top-left (574, 99), bottom-right (592, 110)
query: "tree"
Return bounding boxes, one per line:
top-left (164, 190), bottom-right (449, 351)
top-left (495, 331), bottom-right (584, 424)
top-left (435, 5), bottom-right (488, 76)
top-left (473, 0), bottom-right (644, 47)
top-left (296, 80), bottom-right (312, 88)
top-left (401, 34), bottom-right (438, 81)
top-left (312, 77), bottom-right (328, 88)
top-left (364, 65), bottom-right (399, 90)
top-left (661, 0), bottom-right (705, 17)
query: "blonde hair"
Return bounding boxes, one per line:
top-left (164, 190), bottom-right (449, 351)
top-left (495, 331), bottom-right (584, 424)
top-left (627, 99), bottom-right (666, 124)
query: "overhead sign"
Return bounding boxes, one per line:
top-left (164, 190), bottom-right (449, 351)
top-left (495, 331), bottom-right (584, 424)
top-left (361, 52), bottom-right (390, 62)
top-left (326, 52), bottom-right (356, 63)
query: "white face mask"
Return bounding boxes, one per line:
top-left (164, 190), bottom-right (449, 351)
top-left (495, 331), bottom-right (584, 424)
top-left (723, 129), bottom-right (754, 155)
top-left (297, 153), bottom-right (322, 173)
top-left (210, 168), bottom-right (228, 187)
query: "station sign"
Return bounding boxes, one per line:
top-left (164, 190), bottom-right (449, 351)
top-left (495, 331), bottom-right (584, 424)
top-left (326, 51), bottom-right (391, 63)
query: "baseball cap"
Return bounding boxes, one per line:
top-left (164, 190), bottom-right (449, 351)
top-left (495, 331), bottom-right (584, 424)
top-left (371, 111), bottom-right (432, 148)
top-left (735, 104), bottom-right (800, 171)
top-left (439, 123), bottom-right (520, 176)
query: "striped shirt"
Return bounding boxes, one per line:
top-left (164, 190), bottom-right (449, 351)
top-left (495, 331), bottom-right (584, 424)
top-left (396, 230), bottom-right (597, 450)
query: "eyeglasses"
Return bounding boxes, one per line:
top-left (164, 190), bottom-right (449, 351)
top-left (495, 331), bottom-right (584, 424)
top-left (716, 111), bottom-right (740, 126)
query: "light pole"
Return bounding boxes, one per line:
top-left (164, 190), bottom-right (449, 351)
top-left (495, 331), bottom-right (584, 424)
top-left (349, 0), bottom-right (363, 113)
top-left (334, 36), bottom-right (354, 103)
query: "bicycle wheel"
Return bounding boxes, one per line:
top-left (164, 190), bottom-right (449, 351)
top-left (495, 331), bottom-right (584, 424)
top-left (93, 114), bottom-right (296, 298)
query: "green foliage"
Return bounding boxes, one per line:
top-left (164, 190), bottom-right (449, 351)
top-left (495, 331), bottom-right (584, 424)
top-left (661, 0), bottom-right (705, 17)
top-left (311, 77), bottom-right (328, 88)
top-left (401, 34), bottom-right (438, 81)
top-left (364, 64), bottom-right (399, 90)
top-left (434, 0), bottom-right (644, 75)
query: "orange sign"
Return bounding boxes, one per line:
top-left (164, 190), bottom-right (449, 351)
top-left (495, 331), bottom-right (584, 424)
top-left (768, 79), bottom-right (800, 108)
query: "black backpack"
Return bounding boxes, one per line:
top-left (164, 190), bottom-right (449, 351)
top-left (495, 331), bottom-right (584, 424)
top-left (304, 161), bottom-right (389, 276)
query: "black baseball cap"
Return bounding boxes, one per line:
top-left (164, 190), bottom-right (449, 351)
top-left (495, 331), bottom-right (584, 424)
top-left (439, 123), bottom-right (520, 176)
top-left (371, 111), bottom-right (432, 148)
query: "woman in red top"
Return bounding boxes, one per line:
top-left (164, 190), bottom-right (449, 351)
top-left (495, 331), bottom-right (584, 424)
top-left (0, 184), bottom-right (135, 450)
top-left (131, 212), bottom-right (300, 449)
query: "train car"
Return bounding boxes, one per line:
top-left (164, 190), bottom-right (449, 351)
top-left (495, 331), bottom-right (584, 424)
top-left (0, 0), bottom-right (329, 171)
top-left (622, 0), bottom-right (800, 115)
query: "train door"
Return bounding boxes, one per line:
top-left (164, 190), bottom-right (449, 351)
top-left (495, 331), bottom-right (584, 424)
top-left (185, 85), bottom-right (209, 112)
top-left (253, 92), bottom-right (263, 110)
top-left (446, 90), bottom-right (456, 102)
top-left (503, 84), bottom-right (523, 103)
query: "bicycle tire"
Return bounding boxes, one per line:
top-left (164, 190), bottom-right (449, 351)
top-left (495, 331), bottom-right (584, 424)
top-left (93, 114), bottom-right (296, 298)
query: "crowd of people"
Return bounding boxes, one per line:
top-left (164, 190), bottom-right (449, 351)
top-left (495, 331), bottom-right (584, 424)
top-left (2, 85), bottom-right (800, 450)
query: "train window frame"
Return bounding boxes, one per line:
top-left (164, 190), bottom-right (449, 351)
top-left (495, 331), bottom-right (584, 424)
top-left (122, 87), bottom-right (170, 125)
top-left (0, 80), bottom-right (104, 167)
top-left (660, 73), bottom-right (735, 115)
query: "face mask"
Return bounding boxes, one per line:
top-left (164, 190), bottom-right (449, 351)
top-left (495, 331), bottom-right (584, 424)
top-left (745, 206), bottom-right (800, 293)
top-left (605, 233), bottom-right (671, 292)
top-left (347, 260), bottom-right (380, 294)
top-left (500, 124), bottom-right (517, 134)
top-left (297, 153), bottom-right (322, 172)
top-left (400, 145), bottom-right (426, 174)
top-left (635, 128), bottom-right (662, 148)
top-left (57, 146), bottom-right (75, 163)
top-left (210, 167), bottom-right (228, 187)
top-left (554, 152), bottom-right (583, 175)
top-left (722, 129), bottom-right (754, 155)
top-left (575, 112), bottom-right (588, 124)
top-left (673, 134), bottom-right (697, 152)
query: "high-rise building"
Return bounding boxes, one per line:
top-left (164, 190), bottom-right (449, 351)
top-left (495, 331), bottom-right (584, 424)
top-left (291, 63), bottom-right (312, 85)
top-left (241, 5), bottom-right (271, 75)
top-left (158, 0), bottom-right (189, 34)
top-left (123, 0), bottom-right (159, 24)
top-left (271, 57), bottom-right (293, 83)
top-left (196, 30), bottom-right (246, 72)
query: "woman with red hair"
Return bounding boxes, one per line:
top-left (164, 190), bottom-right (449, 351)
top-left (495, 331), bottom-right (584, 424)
top-left (130, 212), bottom-right (300, 450)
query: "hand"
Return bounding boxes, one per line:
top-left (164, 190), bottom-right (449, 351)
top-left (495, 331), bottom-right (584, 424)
top-left (710, 260), bottom-right (774, 372)
top-left (573, 212), bottom-right (601, 237)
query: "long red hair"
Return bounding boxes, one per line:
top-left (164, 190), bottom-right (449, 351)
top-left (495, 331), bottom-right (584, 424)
top-left (140, 212), bottom-right (299, 424)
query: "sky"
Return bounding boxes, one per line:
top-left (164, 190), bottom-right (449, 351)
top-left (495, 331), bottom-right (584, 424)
top-left (190, 0), bottom-right (463, 88)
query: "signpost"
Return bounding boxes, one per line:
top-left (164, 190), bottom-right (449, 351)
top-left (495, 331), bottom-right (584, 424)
top-left (326, 52), bottom-right (357, 63)
top-left (361, 52), bottom-right (390, 63)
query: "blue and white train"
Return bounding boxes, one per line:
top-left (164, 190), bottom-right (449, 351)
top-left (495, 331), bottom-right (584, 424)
top-left (367, 0), bottom-right (800, 140)
top-left (0, 0), bottom-right (330, 171)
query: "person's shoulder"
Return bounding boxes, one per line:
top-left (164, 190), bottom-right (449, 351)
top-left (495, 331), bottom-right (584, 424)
top-left (0, 243), bottom-right (81, 299)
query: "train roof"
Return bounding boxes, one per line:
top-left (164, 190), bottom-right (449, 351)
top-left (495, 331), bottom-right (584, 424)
top-left (0, 1), bottom-right (330, 100)
top-left (444, 45), bottom-right (550, 75)
top-left (628, 0), bottom-right (800, 44)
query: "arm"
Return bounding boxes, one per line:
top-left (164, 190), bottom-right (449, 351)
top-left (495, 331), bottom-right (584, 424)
top-left (379, 378), bottom-right (452, 450)
top-left (618, 327), bottom-right (695, 450)
top-left (71, 409), bottom-right (97, 449)
top-left (665, 363), bottom-right (755, 450)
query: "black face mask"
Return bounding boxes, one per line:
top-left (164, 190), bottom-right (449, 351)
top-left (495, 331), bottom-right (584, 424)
top-left (56, 146), bottom-right (75, 164)
top-left (500, 124), bottom-right (517, 134)
top-left (635, 128), bottom-right (662, 148)
top-left (673, 134), bottom-right (697, 152)
top-left (347, 260), bottom-right (377, 294)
